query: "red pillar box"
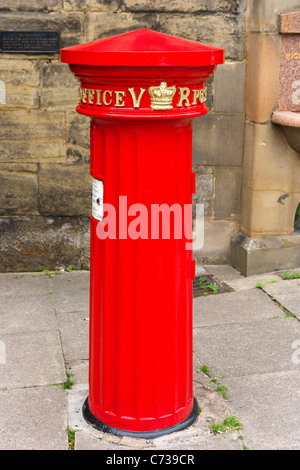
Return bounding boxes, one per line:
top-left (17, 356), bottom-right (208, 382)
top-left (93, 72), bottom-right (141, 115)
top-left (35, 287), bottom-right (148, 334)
top-left (61, 29), bottom-right (224, 438)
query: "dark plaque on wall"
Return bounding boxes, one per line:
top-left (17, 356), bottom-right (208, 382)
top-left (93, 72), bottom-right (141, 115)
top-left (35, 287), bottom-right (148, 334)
top-left (0, 31), bottom-right (60, 54)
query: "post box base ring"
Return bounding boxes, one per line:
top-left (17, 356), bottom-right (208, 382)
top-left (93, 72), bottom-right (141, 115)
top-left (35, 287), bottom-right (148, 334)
top-left (83, 397), bottom-right (199, 439)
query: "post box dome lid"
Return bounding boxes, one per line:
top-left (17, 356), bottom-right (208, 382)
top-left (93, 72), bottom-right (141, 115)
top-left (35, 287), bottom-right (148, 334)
top-left (60, 28), bottom-right (225, 67)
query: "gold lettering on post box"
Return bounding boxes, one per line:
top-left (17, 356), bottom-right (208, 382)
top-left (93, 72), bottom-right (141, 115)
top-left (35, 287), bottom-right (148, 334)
top-left (79, 87), bottom-right (87, 103)
top-left (128, 87), bottom-right (146, 108)
top-left (199, 88), bottom-right (207, 103)
top-left (103, 90), bottom-right (113, 106)
top-left (192, 88), bottom-right (207, 105)
top-left (192, 89), bottom-right (199, 105)
top-left (177, 87), bottom-right (191, 107)
top-left (88, 89), bottom-right (95, 105)
top-left (96, 90), bottom-right (102, 106)
top-left (115, 91), bottom-right (126, 107)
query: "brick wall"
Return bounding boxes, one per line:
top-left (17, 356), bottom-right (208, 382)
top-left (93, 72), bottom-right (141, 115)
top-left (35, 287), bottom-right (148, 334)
top-left (0, 0), bottom-right (246, 271)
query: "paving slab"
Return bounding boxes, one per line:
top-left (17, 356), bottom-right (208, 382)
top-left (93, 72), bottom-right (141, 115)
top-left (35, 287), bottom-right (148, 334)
top-left (0, 293), bottom-right (56, 335)
top-left (225, 371), bottom-right (300, 450)
top-left (271, 293), bottom-right (300, 319)
top-left (223, 273), bottom-right (282, 292)
top-left (0, 330), bottom-right (66, 388)
top-left (263, 279), bottom-right (300, 319)
top-left (204, 264), bottom-right (244, 281)
top-left (264, 278), bottom-right (300, 295)
top-left (50, 271), bottom-right (90, 314)
top-left (67, 359), bottom-right (89, 384)
top-left (193, 288), bottom-right (283, 327)
top-left (0, 385), bottom-right (68, 450)
top-left (193, 318), bottom-right (300, 378)
top-left (57, 311), bottom-right (89, 362)
top-left (0, 272), bottom-right (51, 297)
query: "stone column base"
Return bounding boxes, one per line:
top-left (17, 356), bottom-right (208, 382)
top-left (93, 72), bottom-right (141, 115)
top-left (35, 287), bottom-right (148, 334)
top-left (231, 231), bottom-right (300, 277)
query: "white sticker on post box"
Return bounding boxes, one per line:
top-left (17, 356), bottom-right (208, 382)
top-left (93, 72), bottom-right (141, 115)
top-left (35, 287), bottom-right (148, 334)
top-left (92, 178), bottom-right (104, 221)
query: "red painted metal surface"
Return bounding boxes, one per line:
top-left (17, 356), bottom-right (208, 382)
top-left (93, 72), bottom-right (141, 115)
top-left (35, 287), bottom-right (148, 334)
top-left (60, 28), bottom-right (224, 67)
top-left (61, 29), bottom-right (224, 435)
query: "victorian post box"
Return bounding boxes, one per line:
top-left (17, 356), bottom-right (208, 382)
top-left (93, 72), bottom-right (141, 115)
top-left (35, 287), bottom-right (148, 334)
top-left (61, 29), bottom-right (224, 438)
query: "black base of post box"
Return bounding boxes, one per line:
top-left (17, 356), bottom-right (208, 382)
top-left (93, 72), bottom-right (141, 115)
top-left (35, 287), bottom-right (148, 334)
top-left (82, 397), bottom-right (199, 439)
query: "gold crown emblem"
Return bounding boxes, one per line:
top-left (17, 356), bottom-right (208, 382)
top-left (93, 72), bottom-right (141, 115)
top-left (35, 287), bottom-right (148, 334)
top-left (148, 81), bottom-right (176, 110)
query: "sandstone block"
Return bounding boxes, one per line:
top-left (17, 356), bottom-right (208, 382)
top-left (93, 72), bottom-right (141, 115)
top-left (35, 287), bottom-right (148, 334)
top-left (194, 219), bottom-right (238, 264)
top-left (214, 166), bottom-right (242, 220)
top-left (240, 184), bottom-right (299, 237)
top-left (241, 122), bottom-right (300, 236)
top-left (86, 12), bottom-right (156, 42)
top-left (214, 61), bottom-right (246, 113)
top-left (86, 12), bottom-right (245, 59)
top-left (63, 0), bottom-right (120, 11)
top-left (192, 113), bottom-right (244, 166)
top-left (231, 231), bottom-right (300, 276)
top-left (0, 59), bottom-right (40, 108)
top-left (192, 166), bottom-right (213, 218)
top-left (242, 121), bottom-right (300, 192)
top-left (40, 60), bottom-right (78, 88)
top-left (157, 13), bottom-right (246, 61)
top-left (0, 0), bottom-right (62, 11)
top-left (40, 86), bottom-right (78, 109)
top-left (0, 163), bottom-right (38, 215)
top-left (40, 60), bottom-right (79, 109)
top-left (246, 34), bottom-right (281, 123)
top-left (248, 0), bottom-right (300, 33)
top-left (122, 0), bottom-right (243, 13)
top-left (0, 59), bottom-right (39, 86)
top-left (1, 85), bottom-right (39, 108)
top-left (38, 163), bottom-right (91, 217)
top-left (66, 111), bottom-right (90, 163)
top-left (0, 110), bottom-right (66, 162)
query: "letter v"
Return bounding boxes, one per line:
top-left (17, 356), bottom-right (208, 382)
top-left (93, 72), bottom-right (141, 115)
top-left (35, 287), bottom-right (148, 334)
top-left (128, 87), bottom-right (146, 108)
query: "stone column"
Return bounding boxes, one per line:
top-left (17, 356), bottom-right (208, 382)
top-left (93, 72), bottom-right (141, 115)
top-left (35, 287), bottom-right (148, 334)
top-left (231, 0), bottom-right (300, 276)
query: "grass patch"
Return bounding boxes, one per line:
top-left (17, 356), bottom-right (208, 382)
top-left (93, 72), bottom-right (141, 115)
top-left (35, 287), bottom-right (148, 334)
top-left (63, 371), bottom-right (74, 390)
top-left (200, 365), bottom-right (210, 376)
top-left (210, 414), bottom-right (242, 435)
top-left (256, 279), bottom-right (279, 290)
top-left (66, 427), bottom-right (75, 450)
top-left (281, 271), bottom-right (300, 280)
top-left (216, 384), bottom-right (229, 400)
top-left (43, 268), bottom-right (60, 278)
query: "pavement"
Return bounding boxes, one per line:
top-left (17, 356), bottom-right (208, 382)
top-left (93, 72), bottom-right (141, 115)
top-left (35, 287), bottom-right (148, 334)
top-left (0, 265), bottom-right (300, 450)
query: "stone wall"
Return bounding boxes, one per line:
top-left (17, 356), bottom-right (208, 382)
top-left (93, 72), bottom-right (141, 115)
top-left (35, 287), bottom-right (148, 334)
top-left (230, 0), bottom-right (300, 276)
top-left (0, 0), bottom-right (246, 271)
